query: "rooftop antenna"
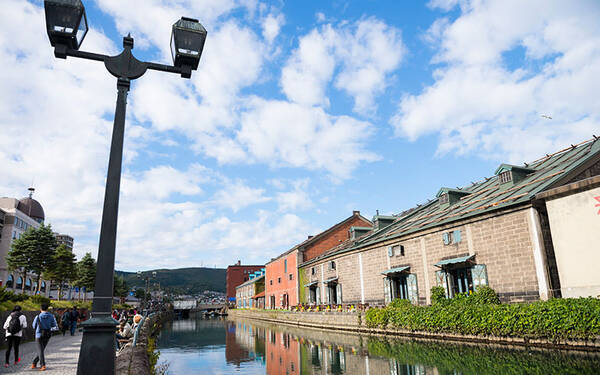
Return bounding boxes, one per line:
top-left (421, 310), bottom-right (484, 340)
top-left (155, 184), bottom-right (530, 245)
top-left (28, 187), bottom-right (35, 198)
top-left (376, 209), bottom-right (379, 216)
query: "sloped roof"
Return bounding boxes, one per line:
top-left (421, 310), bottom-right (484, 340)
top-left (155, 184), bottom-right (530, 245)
top-left (266, 211), bottom-right (372, 265)
top-left (300, 138), bottom-right (600, 266)
top-left (236, 274), bottom-right (265, 289)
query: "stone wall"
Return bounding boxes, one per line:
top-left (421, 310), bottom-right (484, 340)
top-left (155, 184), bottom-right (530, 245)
top-left (116, 311), bottom-right (172, 375)
top-left (228, 309), bottom-right (600, 352)
top-left (301, 206), bottom-right (543, 306)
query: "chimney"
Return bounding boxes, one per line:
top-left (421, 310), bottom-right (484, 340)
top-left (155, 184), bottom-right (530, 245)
top-left (307, 235), bottom-right (314, 239)
top-left (352, 210), bottom-right (360, 216)
top-left (236, 260), bottom-right (241, 266)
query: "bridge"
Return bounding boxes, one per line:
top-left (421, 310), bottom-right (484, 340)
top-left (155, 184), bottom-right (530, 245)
top-left (173, 300), bottom-right (227, 318)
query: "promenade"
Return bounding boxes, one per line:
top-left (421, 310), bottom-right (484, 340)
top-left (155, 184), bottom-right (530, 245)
top-left (0, 333), bottom-right (81, 374)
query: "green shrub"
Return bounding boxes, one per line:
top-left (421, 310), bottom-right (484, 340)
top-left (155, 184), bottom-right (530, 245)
top-left (0, 287), bottom-right (29, 302)
top-left (30, 295), bottom-right (51, 306)
top-left (365, 288), bottom-right (600, 341)
top-left (472, 286), bottom-right (500, 305)
top-left (430, 286), bottom-right (446, 305)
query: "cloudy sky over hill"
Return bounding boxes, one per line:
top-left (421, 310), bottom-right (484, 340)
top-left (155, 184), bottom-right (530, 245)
top-left (1, 0), bottom-right (599, 270)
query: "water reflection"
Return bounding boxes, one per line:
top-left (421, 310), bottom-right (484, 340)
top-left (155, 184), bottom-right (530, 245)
top-left (157, 316), bottom-right (600, 375)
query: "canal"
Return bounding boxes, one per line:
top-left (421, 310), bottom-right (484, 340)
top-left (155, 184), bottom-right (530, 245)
top-left (157, 316), bottom-right (600, 374)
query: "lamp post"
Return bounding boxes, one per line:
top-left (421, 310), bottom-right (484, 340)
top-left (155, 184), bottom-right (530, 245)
top-left (43, 1), bottom-right (207, 374)
top-left (137, 271), bottom-right (157, 311)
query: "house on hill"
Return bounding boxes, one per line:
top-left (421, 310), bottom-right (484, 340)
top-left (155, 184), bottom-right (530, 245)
top-left (299, 138), bottom-right (600, 306)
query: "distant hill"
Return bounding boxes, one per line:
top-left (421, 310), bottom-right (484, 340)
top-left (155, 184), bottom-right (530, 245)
top-left (116, 267), bottom-right (226, 295)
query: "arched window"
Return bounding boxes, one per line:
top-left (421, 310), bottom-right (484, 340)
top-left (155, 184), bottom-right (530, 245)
top-left (7, 275), bottom-right (14, 289)
top-left (26, 278), bottom-right (32, 291)
top-left (16, 277), bottom-right (23, 289)
top-left (41, 281), bottom-right (47, 292)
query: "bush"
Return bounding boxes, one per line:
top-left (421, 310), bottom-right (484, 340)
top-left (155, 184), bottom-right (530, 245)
top-left (0, 287), bottom-right (29, 303)
top-left (30, 295), bottom-right (51, 306)
top-left (430, 286), bottom-right (446, 305)
top-left (365, 288), bottom-right (600, 341)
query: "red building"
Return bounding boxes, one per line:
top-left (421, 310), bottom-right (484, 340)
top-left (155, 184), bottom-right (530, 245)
top-left (226, 261), bottom-right (264, 302)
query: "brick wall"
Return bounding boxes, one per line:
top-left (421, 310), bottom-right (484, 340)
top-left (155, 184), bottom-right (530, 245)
top-left (300, 207), bottom-right (543, 306)
top-left (302, 215), bottom-right (372, 262)
top-left (226, 265), bottom-right (263, 299)
top-left (265, 250), bottom-right (299, 308)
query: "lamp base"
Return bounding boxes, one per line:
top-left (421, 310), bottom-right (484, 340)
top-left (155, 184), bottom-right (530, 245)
top-left (76, 315), bottom-right (119, 375)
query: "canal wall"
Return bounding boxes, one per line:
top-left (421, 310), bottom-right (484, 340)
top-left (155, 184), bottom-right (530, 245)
top-left (228, 309), bottom-right (600, 352)
top-left (116, 311), bottom-right (172, 375)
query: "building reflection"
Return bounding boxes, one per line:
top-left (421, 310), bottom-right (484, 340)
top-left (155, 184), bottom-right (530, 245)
top-left (229, 319), bottom-right (428, 374)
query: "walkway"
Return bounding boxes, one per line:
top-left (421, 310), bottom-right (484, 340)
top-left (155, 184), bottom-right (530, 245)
top-left (0, 333), bottom-right (81, 374)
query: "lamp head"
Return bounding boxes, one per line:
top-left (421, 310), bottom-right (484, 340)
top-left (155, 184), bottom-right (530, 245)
top-left (170, 17), bottom-right (207, 78)
top-left (44, 0), bottom-right (88, 57)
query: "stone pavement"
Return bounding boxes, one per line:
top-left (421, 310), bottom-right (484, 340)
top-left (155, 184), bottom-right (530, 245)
top-left (0, 333), bottom-right (81, 374)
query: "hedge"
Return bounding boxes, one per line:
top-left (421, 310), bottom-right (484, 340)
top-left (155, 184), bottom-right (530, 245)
top-left (365, 286), bottom-right (600, 341)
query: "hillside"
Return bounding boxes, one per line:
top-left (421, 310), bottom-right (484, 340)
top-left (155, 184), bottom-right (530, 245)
top-left (116, 267), bottom-right (226, 295)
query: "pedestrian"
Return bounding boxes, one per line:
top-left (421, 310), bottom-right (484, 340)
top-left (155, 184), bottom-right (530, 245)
top-left (61, 308), bottom-right (71, 336)
top-left (3, 305), bottom-right (27, 368)
top-left (31, 303), bottom-right (58, 371)
top-left (69, 306), bottom-right (79, 336)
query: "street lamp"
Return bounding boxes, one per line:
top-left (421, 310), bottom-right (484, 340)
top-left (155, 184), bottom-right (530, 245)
top-left (43, 2), bottom-right (207, 375)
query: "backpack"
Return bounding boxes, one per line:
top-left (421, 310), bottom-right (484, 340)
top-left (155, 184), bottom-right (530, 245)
top-left (36, 314), bottom-right (53, 340)
top-left (7, 313), bottom-right (21, 335)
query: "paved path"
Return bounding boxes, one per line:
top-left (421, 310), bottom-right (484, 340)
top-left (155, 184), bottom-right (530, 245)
top-left (0, 333), bottom-right (81, 374)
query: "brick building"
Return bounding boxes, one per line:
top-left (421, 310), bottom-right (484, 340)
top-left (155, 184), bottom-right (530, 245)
top-left (299, 138), bottom-right (600, 305)
top-left (265, 211), bottom-right (372, 309)
top-left (226, 261), bottom-right (264, 303)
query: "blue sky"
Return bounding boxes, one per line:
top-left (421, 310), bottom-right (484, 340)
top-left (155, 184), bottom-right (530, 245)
top-left (1, 0), bottom-right (599, 271)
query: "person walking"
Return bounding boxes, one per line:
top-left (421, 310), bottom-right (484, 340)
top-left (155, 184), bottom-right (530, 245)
top-left (31, 303), bottom-right (58, 371)
top-left (61, 308), bottom-right (71, 336)
top-left (69, 306), bottom-right (79, 336)
top-left (3, 305), bottom-right (27, 368)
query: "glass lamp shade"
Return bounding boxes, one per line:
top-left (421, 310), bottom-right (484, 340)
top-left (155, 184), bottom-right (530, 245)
top-left (44, 0), bottom-right (88, 50)
top-left (171, 17), bottom-right (207, 71)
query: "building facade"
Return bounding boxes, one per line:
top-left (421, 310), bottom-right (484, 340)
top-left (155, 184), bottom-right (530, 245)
top-left (0, 190), bottom-right (50, 296)
top-left (226, 261), bottom-right (264, 303)
top-left (236, 272), bottom-right (265, 309)
top-left (54, 233), bottom-right (74, 252)
top-left (265, 211), bottom-right (372, 309)
top-left (299, 139), bottom-right (600, 306)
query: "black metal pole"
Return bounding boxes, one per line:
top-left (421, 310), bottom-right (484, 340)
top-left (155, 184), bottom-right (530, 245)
top-left (77, 77), bottom-right (130, 375)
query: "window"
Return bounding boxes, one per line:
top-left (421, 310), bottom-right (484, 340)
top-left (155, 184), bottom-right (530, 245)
top-left (284, 259), bottom-right (287, 273)
top-left (499, 170), bottom-right (512, 184)
top-left (12, 231), bottom-right (16, 239)
top-left (311, 267), bottom-right (315, 275)
top-left (442, 230), bottom-right (461, 245)
top-left (270, 280), bottom-right (273, 285)
top-left (329, 261), bottom-right (336, 270)
top-left (439, 193), bottom-right (449, 205)
top-left (278, 277), bottom-right (281, 283)
top-left (289, 274), bottom-right (293, 280)
top-left (392, 245), bottom-right (405, 256)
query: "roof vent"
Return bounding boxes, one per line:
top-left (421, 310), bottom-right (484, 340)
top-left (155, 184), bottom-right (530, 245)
top-left (349, 226), bottom-right (371, 240)
top-left (494, 164), bottom-right (536, 189)
top-left (372, 215), bottom-right (395, 230)
top-left (436, 188), bottom-right (471, 209)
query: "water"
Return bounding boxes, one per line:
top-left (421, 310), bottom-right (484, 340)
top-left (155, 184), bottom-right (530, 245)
top-left (157, 316), bottom-right (600, 374)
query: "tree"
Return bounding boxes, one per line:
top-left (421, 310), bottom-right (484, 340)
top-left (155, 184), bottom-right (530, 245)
top-left (134, 288), bottom-right (150, 301)
top-left (6, 228), bottom-right (35, 293)
top-left (44, 244), bottom-right (76, 301)
top-left (75, 253), bottom-right (96, 301)
top-left (113, 275), bottom-right (128, 304)
top-left (27, 223), bottom-right (58, 293)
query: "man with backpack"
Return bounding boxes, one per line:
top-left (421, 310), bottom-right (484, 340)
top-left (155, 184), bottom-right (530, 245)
top-left (69, 306), bottom-right (79, 336)
top-left (3, 305), bottom-right (27, 368)
top-left (61, 308), bottom-right (71, 336)
top-left (31, 303), bottom-right (58, 371)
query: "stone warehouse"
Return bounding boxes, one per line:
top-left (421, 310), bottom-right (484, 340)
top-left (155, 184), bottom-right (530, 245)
top-left (299, 138), bottom-right (600, 305)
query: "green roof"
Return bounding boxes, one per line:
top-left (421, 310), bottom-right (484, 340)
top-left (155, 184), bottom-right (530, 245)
top-left (381, 266), bottom-right (410, 275)
top-left (300, 138), bottom-right (600, 267)
top-left (435, 255), bottom-right (474, 267)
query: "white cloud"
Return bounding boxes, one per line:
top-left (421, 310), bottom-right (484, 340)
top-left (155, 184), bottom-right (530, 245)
top-left (211, 181), bottom-right (271, 212)
top-left (392, 0), bottom-right (600, 162)
top-left (238, 98), bottom-right (379, 179)
top-left (262, 13), bottom-right (285, 44)
top-left (275, 179), bottom-right (314, 212)
top-left (281, 18), bottom-right (405, 115)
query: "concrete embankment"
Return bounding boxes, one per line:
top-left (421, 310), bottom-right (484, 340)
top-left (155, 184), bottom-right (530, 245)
top-left (228, 309), bottom-right (600, 352)
top-left (116, 311), bottom-right (172, 375)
